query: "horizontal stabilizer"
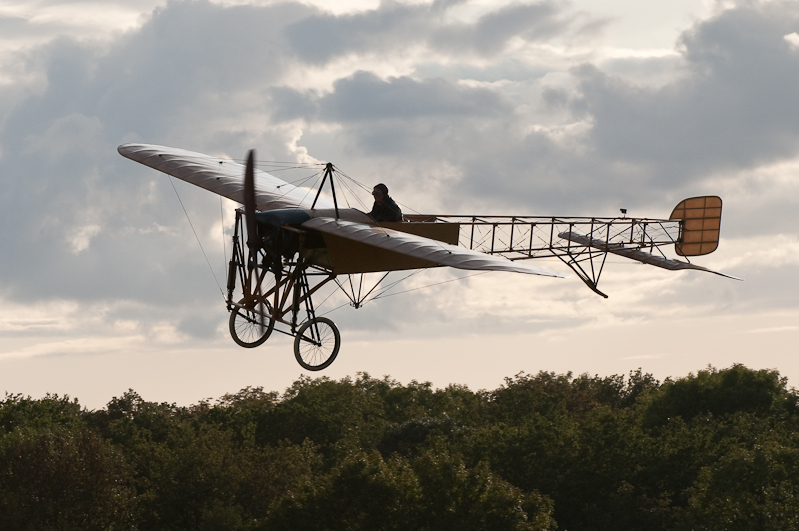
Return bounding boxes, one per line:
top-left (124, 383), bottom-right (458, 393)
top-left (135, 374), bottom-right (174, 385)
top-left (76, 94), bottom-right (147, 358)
top-left (559, 231), bottom-right (742, 280)
top-left (304, 217), bottom-right (567, 277)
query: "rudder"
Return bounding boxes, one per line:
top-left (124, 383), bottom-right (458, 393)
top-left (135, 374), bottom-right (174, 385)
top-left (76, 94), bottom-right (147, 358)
top-left (669, 196), bottom-right (722, 256)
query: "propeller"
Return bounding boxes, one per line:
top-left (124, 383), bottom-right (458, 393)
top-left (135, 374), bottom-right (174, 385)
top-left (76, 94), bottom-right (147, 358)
top-left (243, 149), bottom-right (267, 332)
top-left (244, 150), bottom-right (258, 257)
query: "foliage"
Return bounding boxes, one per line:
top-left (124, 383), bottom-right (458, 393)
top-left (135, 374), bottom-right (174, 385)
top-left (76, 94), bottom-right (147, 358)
top-left (1, 364), bottom-right (798, 530)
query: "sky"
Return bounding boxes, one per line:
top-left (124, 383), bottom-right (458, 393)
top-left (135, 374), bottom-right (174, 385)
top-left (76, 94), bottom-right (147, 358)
top-left (1, 0), bottom-right (798, 409)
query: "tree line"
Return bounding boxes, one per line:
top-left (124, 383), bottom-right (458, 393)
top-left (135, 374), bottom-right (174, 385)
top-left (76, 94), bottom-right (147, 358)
top-left (1, 363), bottom-right (798, 530)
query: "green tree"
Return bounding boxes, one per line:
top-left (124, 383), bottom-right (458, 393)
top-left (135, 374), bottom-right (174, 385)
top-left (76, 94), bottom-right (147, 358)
top-left (681, 440), bottom-right (799, 530)
top-left (642, 364), bottom-right (796, 427)
top-left (0, 425), bottom-right (136, 530)
top-left (268, 449), bottom-right (555, 531)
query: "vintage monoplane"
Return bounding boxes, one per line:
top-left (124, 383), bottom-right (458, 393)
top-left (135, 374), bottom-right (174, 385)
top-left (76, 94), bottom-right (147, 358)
top-left (119, 144), bottom-right (739, 371)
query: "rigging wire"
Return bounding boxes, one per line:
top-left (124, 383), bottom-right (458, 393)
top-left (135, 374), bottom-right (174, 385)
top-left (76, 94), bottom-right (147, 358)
top-left (369, 271), bottom-right (490, 301)
top-left (335, 166), bottom-right (424, 216)
top-left (327, 167), bottom-right (454, 257)
top-left (256, 168), bottom-right (326, 211)
top-left (310, 284), bottom-right (340, 313)
top-left (167, 175), bottom-right (226, 301)
top-left (297, 170), bottom-right (327, 208)
top-left (228, 158), bottom-right (323, 168)
top-left (333, 171), bottom-right (369, 211)
top-left (317, 301), bottom-right (354, 318)
top-left (220, 195), bottom-right (227, 279)
top-left (260, 164), bottom-right (324, 172)
top-left (369, 269), bottom-right (424, 300)
top-left (315, 269), bottom-right (491, 319)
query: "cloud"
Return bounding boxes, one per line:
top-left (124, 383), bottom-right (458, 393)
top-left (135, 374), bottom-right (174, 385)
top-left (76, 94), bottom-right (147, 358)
top-left (284, 0), bottom-right (577, 65)
top-left (429, 1), bottom-right (571, 56)
top-left (0, 0), bottom-right (166, 56)
top-left (0, 0), bottom-right (797, 366)
top-left (270, 70), bottom-right (511, 127)
top-left (568, 1), bottom-right (799, 185)
top-left (0, 1), bottom-right (322, 306)
top-left (284, 1), bottom-right (430, 65)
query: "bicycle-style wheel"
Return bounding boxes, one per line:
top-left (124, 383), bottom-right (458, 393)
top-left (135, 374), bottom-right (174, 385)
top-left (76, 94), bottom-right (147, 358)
top-left (229, 298), bottom-right (275, 348)
top-left (293, 317), bottom-right (340, 370)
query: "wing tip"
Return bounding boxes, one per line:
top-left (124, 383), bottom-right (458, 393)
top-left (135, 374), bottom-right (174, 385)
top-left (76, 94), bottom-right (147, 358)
top-left (117, 143), bottom-right (154, 159)
top-left (117, 143), bottom-right (135, 157)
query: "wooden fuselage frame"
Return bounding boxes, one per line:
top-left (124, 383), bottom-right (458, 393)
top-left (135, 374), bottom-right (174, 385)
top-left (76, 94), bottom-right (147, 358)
top-left (298, 208), bottom-right (461, 275)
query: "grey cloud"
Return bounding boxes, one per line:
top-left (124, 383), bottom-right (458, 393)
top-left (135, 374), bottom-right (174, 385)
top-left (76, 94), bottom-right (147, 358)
top-left (268, 68), bottom-right (597, 211)
top-left (4, 1), bottom-right (311, 146)
top-left (284, 2), bottom-right (433, 65)
top-left (596, 55), bottom-right (685, 88)
top-left (268, 71), bottom-right (512, 127)
top-left (284, 0), bottom-right (576, 64)
top-left (0, 15), bottom-right (38, 41)
top-left (0, 1), bottom-right (165, 47)
top-left (267, 85), bottom-right (320, 122)
top-left (430, 1), bottom-right (570, 56)
top-left (0, 0), bottom-right (317, 308)
top-left (177, 309), bottom-right (225, 339)
top-left (320, 71), bottom-right (511, 121)
top-left (24, 0), bottom-right (162, 7)
top-left (570, 1), bottom-right (799, 184)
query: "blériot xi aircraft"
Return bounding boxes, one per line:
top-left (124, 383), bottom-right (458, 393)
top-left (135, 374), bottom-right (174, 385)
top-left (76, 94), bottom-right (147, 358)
top-left (119, 144), bottom-right (740, 371)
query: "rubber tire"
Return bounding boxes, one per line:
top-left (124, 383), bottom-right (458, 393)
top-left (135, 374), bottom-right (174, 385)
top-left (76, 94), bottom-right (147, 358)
top-left (293, 317), bottom-right (341, 371)
top-left (229, 299), bottom-right (275, 348)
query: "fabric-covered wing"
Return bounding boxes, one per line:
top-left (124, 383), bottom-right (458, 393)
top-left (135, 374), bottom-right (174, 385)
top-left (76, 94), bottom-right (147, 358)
top-left (303, 218), bottom-right (566, 277)
top-left (118, 143), bottom-right (333, 211)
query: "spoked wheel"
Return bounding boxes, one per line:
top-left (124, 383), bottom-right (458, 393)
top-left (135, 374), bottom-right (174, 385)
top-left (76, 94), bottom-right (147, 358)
top-left (294, 317), bottom-right (340, 371)
top-left (229, 298), bottom-right (275, 348)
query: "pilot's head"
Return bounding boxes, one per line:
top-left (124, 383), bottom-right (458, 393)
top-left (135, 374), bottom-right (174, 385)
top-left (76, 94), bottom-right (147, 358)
top-left (372, 183), bottom-right (389, 202)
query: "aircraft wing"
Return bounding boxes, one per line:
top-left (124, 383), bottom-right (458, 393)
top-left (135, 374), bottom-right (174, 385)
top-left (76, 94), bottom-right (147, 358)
top-left (117, 143), bottom-right (333, 211)
top-left (302, 217), bottom-right (567, 277)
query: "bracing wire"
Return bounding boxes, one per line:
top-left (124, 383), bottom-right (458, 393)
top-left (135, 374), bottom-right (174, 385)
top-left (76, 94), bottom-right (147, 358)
top-left (369, 271), bottom-right (490, 301)
top-left (297, 170), bottom-right (327, 207)
top-left (220, 195), bottom-right (227, 276)
top-left (315, 269), bottom-right (491, 318)
top-left (334, 167), bottom-right (422, 215)
top-left (255, 168), bottom-right (327, 211)
top-left (332, 167), bottom-right (456, 255)
top-left (334, 172), bottom-right (369, 211)
top-left (317, 301), bottom-right (354, 318)
top-left (369, 270), bottom-right (424, 300)
top-left (167, 175), bottom-right (226, 300)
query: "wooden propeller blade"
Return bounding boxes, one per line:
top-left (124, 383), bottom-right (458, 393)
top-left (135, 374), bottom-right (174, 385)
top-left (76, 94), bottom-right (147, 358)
top-left (244, 149), bottom-right (258, 256)
top-left (243, 149), bottom-right (268, 332)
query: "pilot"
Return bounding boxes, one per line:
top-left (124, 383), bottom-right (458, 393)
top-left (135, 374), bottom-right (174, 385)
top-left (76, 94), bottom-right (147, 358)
top-left (368, 183), bottom-right (402, 222)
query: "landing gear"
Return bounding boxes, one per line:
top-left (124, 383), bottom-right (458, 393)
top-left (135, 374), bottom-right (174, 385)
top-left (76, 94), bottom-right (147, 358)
top-left (228, 298), bottom-right (275, 348)
top-left (226, 208), bottom-right (340, 369)
top-left (294, 317), bottom-right (341, 371)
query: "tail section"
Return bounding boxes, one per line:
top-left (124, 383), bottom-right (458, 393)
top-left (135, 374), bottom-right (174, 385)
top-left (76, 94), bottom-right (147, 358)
top-left (669, 196), bottom-right (722, 256)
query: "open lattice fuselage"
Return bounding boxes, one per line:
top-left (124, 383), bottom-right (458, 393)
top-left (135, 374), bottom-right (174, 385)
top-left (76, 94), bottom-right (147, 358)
top-left (257, 207), bottom-right (683, 269)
